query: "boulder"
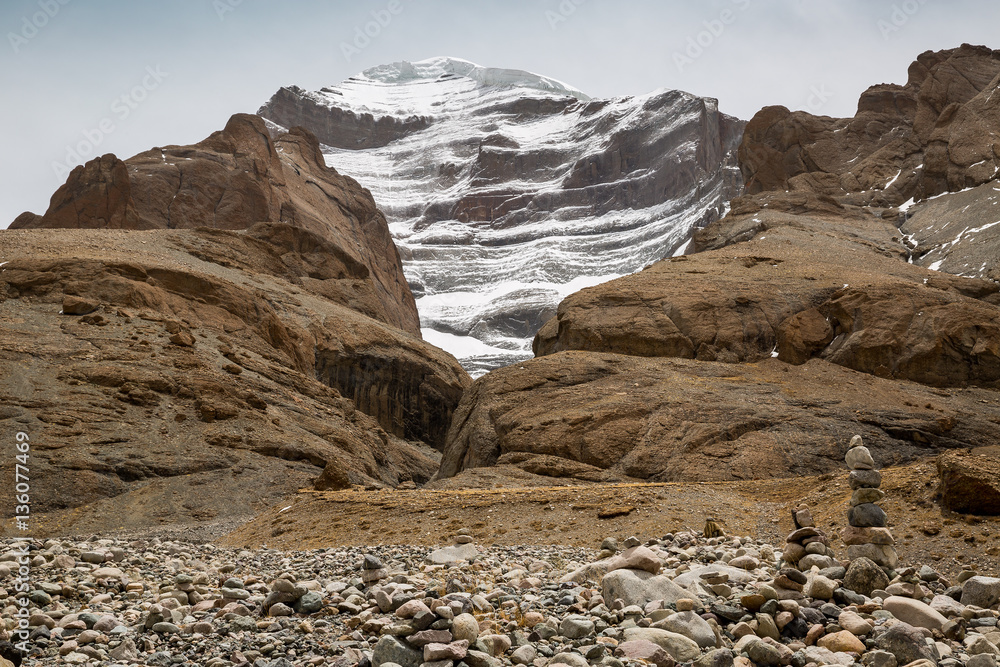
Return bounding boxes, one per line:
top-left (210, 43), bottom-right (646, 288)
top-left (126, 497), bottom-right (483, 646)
top-left (601, 569), bottom-right (689, 608)
top-left (606, 546), bottom-right (662, 575)
top-left (937, 451), bottom-right (1000, 515)
top-left (623, 627), bottom-right (702, 663)
top-left (652, 610), bottom-right (717, 648)
top-left (373, 636), bottom-right (423, 667)
top-left (882, 596), bottom-right (948, 631)
top-left (843, 557), bottom-right (890, 597)
top-left (875, 622), bottom-right (938, 666)
top-left (426, 544), bottom-right (480, 566)
top-left (616, 639), bottom-right (673, 667)
top-left (961, 576), bottom-right (1000, 608)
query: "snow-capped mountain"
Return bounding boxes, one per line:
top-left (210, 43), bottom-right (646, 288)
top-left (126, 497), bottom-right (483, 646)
top-left (260, 57), bottom-right (744, 375)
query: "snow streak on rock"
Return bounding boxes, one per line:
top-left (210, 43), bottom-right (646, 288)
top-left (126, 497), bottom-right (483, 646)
top-left (261, 57), bottom-right (744, 375)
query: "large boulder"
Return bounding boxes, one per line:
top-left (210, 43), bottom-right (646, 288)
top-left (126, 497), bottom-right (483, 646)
top-left (622, 627), bottom-right (701, 663)
top-left (937, 451), bottom-right (1000, 515)
top-left (882, 596), bottom-right (948, 631)
top-left (843, 558), bottom-right (890, 597)
top-left (961, 576), bottom-right (1000, 608)
top-left (875, 622), bottom-right (938, 666)
top-left (601, 569), bottom-right (690, 608)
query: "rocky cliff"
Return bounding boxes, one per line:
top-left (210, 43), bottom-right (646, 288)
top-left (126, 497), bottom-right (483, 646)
top-left (437, 45), bottom-right (1000, 486)
top-left (259, 57), bottom-right (745, 374)
top-left (3, 115), bottom-right (469, 531)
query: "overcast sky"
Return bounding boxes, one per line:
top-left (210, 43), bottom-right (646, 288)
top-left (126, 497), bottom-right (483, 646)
top-left (1, 0), bottom-right (997, 227)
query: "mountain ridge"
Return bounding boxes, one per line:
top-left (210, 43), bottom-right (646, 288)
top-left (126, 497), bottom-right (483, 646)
top-left (259, 58), bottom-right (744, 374)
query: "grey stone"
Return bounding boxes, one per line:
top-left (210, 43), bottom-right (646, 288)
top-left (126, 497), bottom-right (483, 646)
top-left (851, 488), bottom-right (886, 506)
top-left (967, 636), bottom-right (1000, 656)
top-left (652, 610), bottom-right (717, 648)
top-left (559, 614), bottom-right (595, 639)
top-left (694, 648), bottom-right (735, 667)
top-left (602, 569), bottom-right (689, 608)
top-left (882, 596), bottom-right (947, 631)
top-left (968, 654), bottom-right (999, 667)
top-left (876, 621), bottom-right (937, 665)
top-left (229, 615), bottom-right (257, 632)
top-left (293, 591), bottom-right (324, 613)
top-left (465, 650), bottom-right (501, 667)
top-left (848, 503), bottom-right (888, 527)
top-left (847, 543), bottom-right (898, 568)
top-left (861, 650), bottom-right (897, 667)
top-left (846, 446), bottom-right (875, 470)
top-left (849, 469), bottom-right (882, 489)
top-left (511, 645), bottom-right (537, 665)
top-left (151, 622), bottom-right (180, 633)
top-left (744, 638), bottom-right (783, 666)
top-left (844, 557), bottom-right (890, 597)
top-left (961, 576), bottom-right (1000, 608)
top-left (622, 627), bottom-right (701, 663)
top-left (426, 544), bottom-right (479, 565)
top-left (373, 635), bottom-right (424, 667)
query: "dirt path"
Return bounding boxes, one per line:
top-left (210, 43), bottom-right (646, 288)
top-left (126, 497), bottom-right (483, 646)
top-left (218, 459), bottom-right (999, 579)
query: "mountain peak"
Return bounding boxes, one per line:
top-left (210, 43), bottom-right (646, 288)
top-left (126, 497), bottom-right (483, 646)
top-left (355, 56), bottom-right (591, 102)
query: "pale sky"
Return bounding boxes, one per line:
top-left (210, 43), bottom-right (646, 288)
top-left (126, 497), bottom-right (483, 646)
top-left (2, 0), bottom-right (998, 227)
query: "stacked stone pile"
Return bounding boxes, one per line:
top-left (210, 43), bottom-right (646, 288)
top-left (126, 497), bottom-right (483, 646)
top-left (781, 504), bottom-right (837, 571)
top-left (842, 435), bottom-right (899, 570)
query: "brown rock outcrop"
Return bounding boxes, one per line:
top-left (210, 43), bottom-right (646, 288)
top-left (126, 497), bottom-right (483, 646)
top-left (8, 115), bottom-right (469, 448)
top-left (441, 46), bottom-right (1000, 483)
top-left (11, 113), bottom-right (420, 336)
top-left (0, 226), bottom-right (467, 531)
top-left (535, 212), bottom-right (1000, 388)
top-left (937, 451), bottom-right (1000, 515)
top-left (438, 351), bottom-right (1000, 482)
top-left (2, 115), bottom-right (471, 531)
top-left (737, 44), bottom-right (1000, 210)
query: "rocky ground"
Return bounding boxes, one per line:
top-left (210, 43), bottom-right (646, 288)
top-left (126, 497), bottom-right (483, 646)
top-left (1, 515), bottom-right (998, 667)
top-left (2, 457), bottom-right (996, 666)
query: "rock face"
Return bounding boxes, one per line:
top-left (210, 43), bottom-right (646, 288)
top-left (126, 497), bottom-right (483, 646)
top-left (937, 451), bottom-right (1000, 515)
top-left (2, 116), bottom-right (470, 532)
top-left (440, 46), bottom-right (1000, 484)
top-left (437, 351), bottom-right (1000, 483)
top-left (12, 113), bottom-right (420, 337)
top-left (738, 44), bottom-right (1000, 208)
top-left (259, 57), bottom-right (744, 374)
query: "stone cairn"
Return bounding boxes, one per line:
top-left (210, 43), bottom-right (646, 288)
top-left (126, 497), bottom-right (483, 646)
top-left (841, 434), bottom-right (898, 569)
top-left (781, 503), bottom-right (836, 571)
top-left (362, 553), bottom-right (389, 586)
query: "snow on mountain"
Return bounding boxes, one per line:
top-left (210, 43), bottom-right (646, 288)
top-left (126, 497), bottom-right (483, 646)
top-left (260, 57), bottom-right (744, 375)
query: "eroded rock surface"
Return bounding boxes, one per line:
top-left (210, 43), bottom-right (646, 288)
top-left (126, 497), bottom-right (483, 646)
top-left (3, 115), bottom-right (469, 530)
